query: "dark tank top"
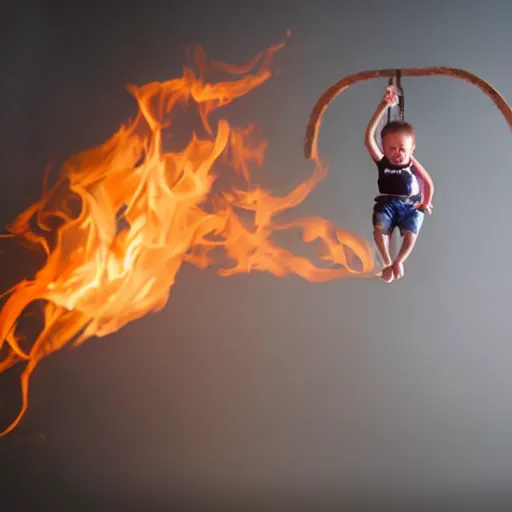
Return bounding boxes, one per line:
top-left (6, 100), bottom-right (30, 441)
top-left (376, 157), bottom-right (420, 196)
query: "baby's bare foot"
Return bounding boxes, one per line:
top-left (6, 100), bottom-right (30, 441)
top-left (381, 265), bottom-right (394, 283)
top-left (392, 261), bottom-right (404, 279)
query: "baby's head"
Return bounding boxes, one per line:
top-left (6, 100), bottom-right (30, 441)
top-left (380, 120), bottom-right (415, 166)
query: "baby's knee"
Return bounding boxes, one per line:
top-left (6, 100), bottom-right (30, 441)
top-left (373, 220), bottom-right (391, 236)
top-left (400, 229), bottom-right (418, 239)
top-left (372, 214), bottom-right (389, 234)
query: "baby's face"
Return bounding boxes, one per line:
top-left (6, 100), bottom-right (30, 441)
top-left (382, 132), bottom-right (415, 166)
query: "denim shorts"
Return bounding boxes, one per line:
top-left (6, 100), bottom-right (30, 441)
top-left (372, 194), bottom-right (424, 235)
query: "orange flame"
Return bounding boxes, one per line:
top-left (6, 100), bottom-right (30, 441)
top-left (0, 36), bottom-right (374, 436)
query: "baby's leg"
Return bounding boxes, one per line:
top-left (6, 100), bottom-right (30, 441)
top-left (393, 207), bottom-right (425, 279)
top-left (372, 199), bottom-right (395, 282)
top-left (374, 231), bottom-right (394, 282)
top-left (392, 231), bottom-right (417, 279)
top-left (373, 230), bottom-right (392, 266)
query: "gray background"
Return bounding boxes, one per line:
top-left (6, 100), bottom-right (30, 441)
top-left (1, 0), bottom-right (511, 509)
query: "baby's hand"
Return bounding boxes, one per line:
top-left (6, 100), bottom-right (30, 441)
top-left (383, 85), bottom-right (399, 106)
top-left (416, 201), bottom-right (433, 215)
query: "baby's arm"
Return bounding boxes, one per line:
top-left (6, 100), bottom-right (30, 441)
top-left (411, 155), bottom-right (434, 213)
top-left (364, 85), bottom-right (399, 162)
top-left (364, 101), bottom-right (387, 162)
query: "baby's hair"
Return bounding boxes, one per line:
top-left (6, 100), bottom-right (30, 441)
top-left (381, 120), bottom-right (415, 141)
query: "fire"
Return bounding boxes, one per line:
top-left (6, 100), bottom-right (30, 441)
top-left (0, 36), bottom-right (374, 436)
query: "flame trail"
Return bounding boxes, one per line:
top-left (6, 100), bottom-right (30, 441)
top-left (0, 37), bottom-right (374, 436)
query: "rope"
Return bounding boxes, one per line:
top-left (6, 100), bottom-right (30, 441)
top-left (397, 70), bottom-right (405, 120)
top-left (387, 69), bottom-right (404, 123)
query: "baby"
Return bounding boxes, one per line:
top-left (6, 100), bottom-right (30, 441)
top-left (364, 85), bottom-right (434, 282)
